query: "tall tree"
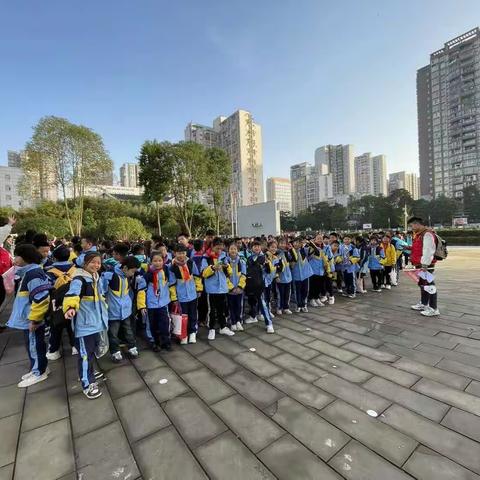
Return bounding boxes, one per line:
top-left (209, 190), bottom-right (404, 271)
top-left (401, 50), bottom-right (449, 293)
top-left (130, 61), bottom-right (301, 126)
top-left (204, 147), bottom-right (232, 234)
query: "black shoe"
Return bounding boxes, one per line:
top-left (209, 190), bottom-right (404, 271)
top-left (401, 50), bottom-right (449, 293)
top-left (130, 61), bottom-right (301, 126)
top-left (162, 344), bottom-right (172, 352)
top-left (152, 343), bottom-right (160, 352)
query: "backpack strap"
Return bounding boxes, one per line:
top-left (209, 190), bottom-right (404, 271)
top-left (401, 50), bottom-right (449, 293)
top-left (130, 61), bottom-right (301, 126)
top-left (29, 283), bottom-right (52, 303)
top-left (48, 267), bottom-right (64, 278)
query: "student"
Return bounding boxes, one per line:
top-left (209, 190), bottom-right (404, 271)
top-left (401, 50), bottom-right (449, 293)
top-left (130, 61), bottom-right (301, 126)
top-left (339, 235), bottom-right (360, 298)
top-left (329, 240), bottom-right (343, 294)
top-left (290, 237), bottom-right (313, 312)
top-left (75, 235), bottom-right (98, 268)
top-left (275, 238), bottom-right (293, 314)
top-left (157, 243), bottom-right (172, 266)
top-left (33, 233), bottom-right (52, 268)
top-left (367, 237), bottom-right (385, 292)
top-left (64, 252), bottom-right (108, 399)
top-left (191, 239), bottom-right (208, 327)
top-left (102, 256), bottom-right (144, 362)
top-left (202, 229), bottom-right (216, 256)
top-left (201, 237), bottom-right (234, 340)
top-left (225, 243), bottom-right (246, 331)
top-left (380, 235), bottom-right (396, 290)
top-left (45, 245), bottom-right (77, 359)
top-left (7, 244), bottom-right (51, 388)
top-left (264, 241), bottom-right (279, 317)
top-left (131, 243), bottom-right (149, 273)
top-left (169, 244), bottom-right (203, 344)
top-left (355, 236), bottom-right (369, 294)
top-left (177, 233), bottom-right (193, 258)
top-left (307, 235), bottom-right (330, 307)
top-left (145, 252), bottom-right (173, 351)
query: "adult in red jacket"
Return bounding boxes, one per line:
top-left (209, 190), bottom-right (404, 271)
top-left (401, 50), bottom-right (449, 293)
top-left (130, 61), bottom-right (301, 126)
top-left (408, 217), bottom-right (439, 317)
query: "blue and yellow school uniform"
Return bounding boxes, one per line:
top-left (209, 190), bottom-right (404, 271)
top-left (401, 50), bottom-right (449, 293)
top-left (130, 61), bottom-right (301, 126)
top-left (74, 246), bottom-right (98, 268)
top-left (339, 244), bottom-right (360, 295)
top-left (275, 250), bottom-right (292, 310)
top-left (7, 264), bottom-right (51, 377)
top-left (290, 247), bottom-right (313, 308)
top-left (45, 261), bottom-right (75, 284)
top-left (225, 255), bottom-right (246, 325)
top-left (201, 253), bottom-right (232, 294)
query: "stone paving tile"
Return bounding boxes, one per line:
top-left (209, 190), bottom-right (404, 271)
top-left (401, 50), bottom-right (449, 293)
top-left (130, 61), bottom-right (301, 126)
top-left (351, 356), bottom-right (419, 387)
top-left (401, 331), bottom-right (459, 349)
top-left (328, 440), bottom-right (413, 480)
top-left (15, 418), bottom-right (74, 480)
top-left (382, 404), bottom-right (480, 475)
top-left (164, 394), bottom-right (227, 448)
top-left (116, 389), bottom-right (171, 442)
top-left (239, 337), bottom-right (282, 358)
top-left (0, 384), bottom-right (24, 419)
top-left (304, 328), bottom-right (350, 346)
top-left (274, 325), bottom-right (313, 343)
top-left (133, 426), bottom-right (208, 480)
top-left (466, 380), bottom-right (480, 396)
top-left (269, 371), bottom-right (334, 410)
top-left (403, 445), bottom-right (480, 480)
top-left (456, 344), bottom-right (480, 358)
top-left (312, 355), bottom-right (372, 383)
top-left (0, 464), bottom-right (13, 480)
top-left (26, 361), bottom-right (65, 394)
top-left (226, 368), bottom-right (284, 409)
top-left (0, 414), bottom-right (21, 468)
top-left (320, 400), bottom-right (418, 466)
top-left (211, 394), bottom-right (284, 453)
top-left (197, 349), bottom-right (241, 376)
top-left (335, 329), bottom-right (383, 347)
top-left (363, 376), bottom-right (449, 421)
top-left (314, 373), bottom-right (391, 414)
top-left (258, 434), bottom-right (343, 480)
top-left (267, 396), bottom-right (349, 460)
top-left (180, 339), bottom-right (211, 355)
top-left (330, 320), bottom-right (370, 334)
top-left (413, 378), bottom-right (480, 416)
top-left (233, 351), bottom-right (282, 377)
top-left (0, 343), bottom-right (28, 366)
top-left (130, 349), bottom-right (166, 373)
top-left (274, 337), bottom-right (319, 360)
top-left (21, 385), bottom-right (68, 432)
top-left (256, 332), bottom-right (282, 343)
top-left (369, 331), bottom-right (421, 348)
top-left (143, 366), bottom-right (190, 403)
top-left (341, 342), bottom-right (399, 362)
top-left (437, 358), bottom-right (480, 382)
top-left (181, 368), bottom-right (234, 404)
top-left (442, 407), bottom-right (480, 442)
top-left (208, 337), bottom-right (249, 356)
top-left (160, 348), bottom-right (203, 374)
top-left (383, 342), bottom-right (443, 365)
top-left (417, 343), bottom-right (480, 367)
top-left (195, 431), bottom-right (275, 480)
top-left (0, 360), bottom-right (30, 388)
top-left (107, 364), bottom-right (145, 399)
top-left (271, 352), bottom-right (326, 382)
top-left (69, 387), bottom-right (118, 438)
top-left (393, 357), bottom-right (470, 389)
top-left (76, 421), bottom-right (140, 480)
top-left (306, 339), bottom-right (359, 361)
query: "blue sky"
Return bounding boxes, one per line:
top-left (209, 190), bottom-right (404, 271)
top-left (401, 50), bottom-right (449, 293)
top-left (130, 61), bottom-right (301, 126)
top-left (1, 1), bottom-right (478, 181)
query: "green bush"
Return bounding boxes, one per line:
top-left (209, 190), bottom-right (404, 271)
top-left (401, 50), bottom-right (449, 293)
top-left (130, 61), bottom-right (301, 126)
top-left (104, 217), bottom-right (150, 241)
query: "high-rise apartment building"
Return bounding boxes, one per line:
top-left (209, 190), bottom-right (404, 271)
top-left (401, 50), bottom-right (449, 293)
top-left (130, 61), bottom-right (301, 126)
top-left (186, 109), bottom-right (264, 208)
top-left (120, 163), bottom-right (139, 188)
top-left (0, 163), bottom-right (31, 209)
top-left (266, 177), bottom-right (292, 212)
top-left (7, 150), bottom-right (22, 168)
top-left (388, 171), bottom-right (420, 199)
top-left (372, 155), bottom-right (388, 196)
top-left (290, 162), bottom-right (333, 215)
top-left (354, 153), bottom-right (388, 196)
top-left (417, 28), bottom-right (480, 198)
top-left (314, 144), bottom-right (355, 196)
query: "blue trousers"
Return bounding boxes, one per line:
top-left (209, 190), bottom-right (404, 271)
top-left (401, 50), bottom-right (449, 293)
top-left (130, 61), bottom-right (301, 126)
top-left (76, 334), bottom-right (97, 389)
top-left (344, 272), bottom-right (356, 295)
top-left (23, 324), bottom-right (48, 376)
top-left (277, 283), bottom-right (291, 310)
top-left (180, 299), bottom-right (198, 334)
top-left (227, 293), bottom-right (244, 325)
top-left (148, 307), bottom-right (171, 347)
top-left (294, 279), bottom-right (309, 308)
top-left (247, 291), bottom-right (273, 326)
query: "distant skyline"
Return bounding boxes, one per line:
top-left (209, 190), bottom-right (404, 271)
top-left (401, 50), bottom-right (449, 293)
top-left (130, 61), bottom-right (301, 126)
top-left (1, 1), bottom-right (479, 180)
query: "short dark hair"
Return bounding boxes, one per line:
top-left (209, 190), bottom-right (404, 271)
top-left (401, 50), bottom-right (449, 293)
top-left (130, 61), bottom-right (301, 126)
top-left (84, 252), bottom-right (102, 266)
top-left (122, 256), bottom-right (140, 269)
top-left (205, 229), bottom-right (216, 237)
top-left (252, 240), bottom-right (262, 247)
top-left (32, 233), bottom-right (49, 248)
top-left (177, 232), bottom-right (189, 239)
top-left (71, 235), bottom-right (81, 245)
top-left (193, 239), bottom-right (203, 252)
top-left (329, 232), bottom-right (338, 238)
top-left (408, 216), bottom-right (425, 225)
top-left (212, 237), bottom-right (224, 247)
top-left (52, 245), bottom-right (71, 262)
top-left (131, 243), bottom-right (145, 255)
top-left (81, 235), bottom-right (97, 245)
top-left (73, 243), bottom-right (83, 255)
top-left (174, 244), bottom-right (187, 253)
top-left (14, 244), bottom-right (43, 264)
top-left (113, 243), bottom-right (130, 257)
top-left (331, 240), bottom-right (340, 246)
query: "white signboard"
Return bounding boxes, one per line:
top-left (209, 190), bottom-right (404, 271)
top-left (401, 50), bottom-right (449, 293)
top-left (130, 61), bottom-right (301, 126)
top-left (363, 223), bottom-right (373, 230)
top-left (237, 201), bottom-right (280, 237)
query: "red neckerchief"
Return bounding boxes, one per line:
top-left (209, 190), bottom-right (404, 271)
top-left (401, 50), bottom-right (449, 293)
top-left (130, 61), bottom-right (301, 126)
top-left (149, 266), bottom-right (164, 296)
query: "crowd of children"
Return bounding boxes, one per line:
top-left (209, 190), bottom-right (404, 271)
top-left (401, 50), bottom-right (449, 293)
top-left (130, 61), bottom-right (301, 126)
top-left (5, 226), bottom-right (414, 400)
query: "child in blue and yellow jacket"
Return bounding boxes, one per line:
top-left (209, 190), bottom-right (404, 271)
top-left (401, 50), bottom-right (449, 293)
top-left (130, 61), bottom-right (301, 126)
top-left (290, 237), bottom-right (313, 312)
top-left (169, 244), bottom-right (203, 345)
top-left (276, 238), bottom-right (293, 314)
top-left (367, 237), bottom-right (385, 292)
top-left (101, 256), bottom-right (145, 362)
top-left (307, 236), bottom-right (331, 307)
top-left (8, 244), bottom-right (51, 388)
top-left (225, 243), bottom-right (246, 332)
top-left (339, 236), bottom-right (360, 297)
top-left (145, 252), bottom-right (173, 351)
top-left (63, 251), bottom-right (109, 399)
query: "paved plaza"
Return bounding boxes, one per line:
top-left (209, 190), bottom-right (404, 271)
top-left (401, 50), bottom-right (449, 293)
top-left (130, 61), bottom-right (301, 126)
top-left (0, 247), bottom-right (479, 480)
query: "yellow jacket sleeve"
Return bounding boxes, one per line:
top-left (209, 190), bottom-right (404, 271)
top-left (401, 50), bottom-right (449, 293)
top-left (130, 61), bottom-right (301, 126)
top-left (136, 289), bottom-right (146, 310)
top-left (202, 265), bottom-right (215, 278)
top-left (29, 295), bottom-right (50, 322)
top-left (169, 285), bottom-right (178, 302)
top-left (238, 274), bottom-right (246, 290)
top-left (194, 276), bottom-right (203, 292)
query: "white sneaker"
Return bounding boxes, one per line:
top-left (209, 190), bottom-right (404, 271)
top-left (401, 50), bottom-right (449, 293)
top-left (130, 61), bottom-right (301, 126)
top-left (309, 299), bottom-right (319, 307)
top-left (128, 347), bottom-right (139, 358)
top-left (21, 371), bottom-right (35, 381)
top-left (231, 323), bottom-right (237, 331)
top-left (348, 294), bottom-right (356, 299)
top-left (301, 307), bottom-right (309, 313)
top-left (320, 296), bottom-right (328, 303)
top-left (111, 351), bottom-right (123, 363)
top-left (219, 327), bottom-right (235, 336)
top-left (269, 311), bottom-right (275, 318)
top-left (328, 297), bottom-right (335, 305)
top-left (180, 337), bottom-right (188, 345)
top-left (257, 314), bottom-right (265, 322)
top-left (337, 289), bottom-right (343, 294)
top-left (284, 309), bottom-right (293, 314)
top-left (71, 347), bottom-right (79, 355)
top-left (411, 303), bottom-right (427, 311)
top-left (245, 316), bottom-right (258, 324)
top-left (421, 307), bottom-right (440, 317)
top-left (188, 333), bottom-right (197, 344)
top-left (83, 382), bottom-right (102, 399)
top-left (46, 350), bottom-right (61, 361)
top-left (381, 285), bottom-right (386, 289)
top-left (385, 285), bottom-right (392, 290)
top-left (208, 329), bottom-right (216, 340)
top-left (295, 307), bottom-right (301, 313)
top-left (266, 325), bottom-right (275, 334)
top-left (276, 309), bottom-right (283, 315)
top-left (18, 371), bottom-right (48, 388)
top-left (235, 322), bottom-right (244, 332)
top-left (316, 299), bottom-right (325, 307)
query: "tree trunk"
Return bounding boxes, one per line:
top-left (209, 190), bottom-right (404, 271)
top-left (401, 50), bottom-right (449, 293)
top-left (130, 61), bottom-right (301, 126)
top-left (156, 201), bottom-right (162, 236)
